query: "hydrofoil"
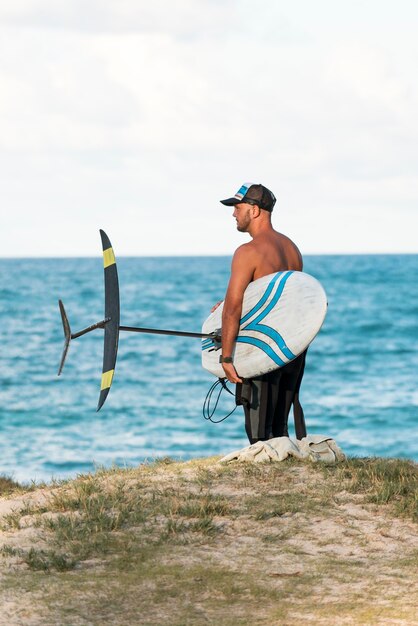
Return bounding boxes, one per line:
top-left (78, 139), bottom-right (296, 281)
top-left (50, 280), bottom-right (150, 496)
top-left (58, 230), bottom-right (221, 411)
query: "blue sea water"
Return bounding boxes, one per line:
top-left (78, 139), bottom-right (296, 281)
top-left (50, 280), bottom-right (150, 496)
top-left (0, 254), bottom-right (417, 482)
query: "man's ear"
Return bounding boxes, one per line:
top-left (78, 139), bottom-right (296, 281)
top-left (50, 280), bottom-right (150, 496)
top-left (251, 204), bottom-right (261, 218)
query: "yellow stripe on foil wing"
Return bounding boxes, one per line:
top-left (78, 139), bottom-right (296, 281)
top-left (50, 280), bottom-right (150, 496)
top-left (103, 247), bottom-right (116, 268)
top-left (101, 369), bottom-right (114, 390)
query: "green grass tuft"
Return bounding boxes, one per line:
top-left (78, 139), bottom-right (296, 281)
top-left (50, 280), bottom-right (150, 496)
top-left (0, 475), bottom-right (21, 495)
top-left (24, 547), bottom-right (76, 572)
top-left (321, 457), bottom-right (418, 521)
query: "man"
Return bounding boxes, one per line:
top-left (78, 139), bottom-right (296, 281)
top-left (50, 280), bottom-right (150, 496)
top-left (217, 182), bottom-right (307, 443)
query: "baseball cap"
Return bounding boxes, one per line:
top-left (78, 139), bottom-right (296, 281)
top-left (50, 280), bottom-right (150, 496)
top-left (220, 182), bottom-right (276, 212)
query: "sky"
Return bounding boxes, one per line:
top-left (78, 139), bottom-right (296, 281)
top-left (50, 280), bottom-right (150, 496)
top-left (1, 0), bottom-right (418, 257)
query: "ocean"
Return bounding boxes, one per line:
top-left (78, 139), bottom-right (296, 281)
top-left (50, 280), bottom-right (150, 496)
top-left (0, 254), bottom-right (417, 483)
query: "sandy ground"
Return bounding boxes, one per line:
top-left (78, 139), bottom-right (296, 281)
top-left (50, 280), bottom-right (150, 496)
top-left (0, 459), bottom-right (417, 625)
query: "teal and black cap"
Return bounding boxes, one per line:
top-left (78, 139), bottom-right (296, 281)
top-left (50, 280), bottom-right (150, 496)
top-left (220, 182), bottom-right (276, 212)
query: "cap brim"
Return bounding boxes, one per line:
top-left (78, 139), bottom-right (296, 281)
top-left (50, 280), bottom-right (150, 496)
top-left (220, 197), bottom-right (241, 206)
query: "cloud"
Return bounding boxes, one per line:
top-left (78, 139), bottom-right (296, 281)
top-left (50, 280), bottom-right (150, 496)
top-left (0, 1), bottom-right (417, 256)
top-left (0, 0), bottom-right (235, 36)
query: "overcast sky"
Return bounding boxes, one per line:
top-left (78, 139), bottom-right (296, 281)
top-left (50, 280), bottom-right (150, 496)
top-left (1, 0), bottom-right (417, 256)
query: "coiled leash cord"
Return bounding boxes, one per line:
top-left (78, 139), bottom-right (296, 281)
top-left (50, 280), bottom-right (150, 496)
top-left (202, 378), bottom-right (238, 423)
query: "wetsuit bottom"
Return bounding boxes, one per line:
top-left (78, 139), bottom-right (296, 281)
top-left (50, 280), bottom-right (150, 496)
top-left (236, 351), bottom-right (307, 444)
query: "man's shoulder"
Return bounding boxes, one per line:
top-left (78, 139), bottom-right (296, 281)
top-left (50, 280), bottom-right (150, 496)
top-left (230, 242), bottom-right (258, 276)
top-left (233, 240), bottom-right (257, 256)
top-left (232, 241), bottom-right (258, 263)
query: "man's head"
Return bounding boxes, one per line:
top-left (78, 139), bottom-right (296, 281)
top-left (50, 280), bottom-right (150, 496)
top-left (220, 183), bottom-right (276, 213)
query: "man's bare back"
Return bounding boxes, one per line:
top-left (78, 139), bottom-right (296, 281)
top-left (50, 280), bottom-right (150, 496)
top-left (239, 230), bottom-right (302, 281)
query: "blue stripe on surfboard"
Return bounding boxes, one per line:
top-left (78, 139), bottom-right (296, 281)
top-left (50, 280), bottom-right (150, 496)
top-left (243, 271), bottom-right (293, 329)
top-left (235, 336), bottom-right (288, 368)
top-left (241, 270), bottom-right (295, 361)
top-left (241, 324), bottom-right (295, 360)
top-left (202, 271), bottom-right (295, 358)
top-left (240, 272), bottom-right (286, 325)
top-left (203, 325), bottom-right (294, 359)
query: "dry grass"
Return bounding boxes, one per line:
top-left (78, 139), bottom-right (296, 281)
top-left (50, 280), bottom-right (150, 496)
top-left (0, 456), bottom-right (417, 625)
top-left (0, 475), bottom-right (23, 496)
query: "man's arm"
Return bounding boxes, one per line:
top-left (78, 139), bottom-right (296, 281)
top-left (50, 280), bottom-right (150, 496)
top-left (221, 245), bottom-right (255, 383)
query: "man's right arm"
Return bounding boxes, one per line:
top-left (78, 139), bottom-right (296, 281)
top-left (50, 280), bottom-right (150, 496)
top-left (221, 245), bottom-right (255, 383)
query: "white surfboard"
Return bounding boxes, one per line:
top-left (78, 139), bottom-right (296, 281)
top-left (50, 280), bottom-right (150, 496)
top-left (201, 271), bottom-right (327, 379)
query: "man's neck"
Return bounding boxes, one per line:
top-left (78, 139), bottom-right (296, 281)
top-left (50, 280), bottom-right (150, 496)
top-left (249, 218), bottom-right (274, 239)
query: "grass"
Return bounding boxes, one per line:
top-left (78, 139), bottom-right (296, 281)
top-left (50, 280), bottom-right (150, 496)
top-left (320, 457), bottom-right (418, 521)
top-left (0, 456), bottom-right (417, 625)
top-left (0, 475), bottom-right (21, 495)
top-left (0, 474), bottom-right (48, 497)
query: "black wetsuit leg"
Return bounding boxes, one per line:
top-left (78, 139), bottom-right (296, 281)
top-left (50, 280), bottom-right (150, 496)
top-left (239, 351), bottom-right (307, 444)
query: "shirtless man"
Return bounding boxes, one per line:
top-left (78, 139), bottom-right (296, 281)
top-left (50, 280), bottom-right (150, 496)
top-left (217, 182), bottom-right (307, 442)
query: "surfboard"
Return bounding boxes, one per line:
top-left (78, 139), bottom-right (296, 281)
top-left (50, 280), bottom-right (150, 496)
top-left (201, 271), bottom-right (327, 379)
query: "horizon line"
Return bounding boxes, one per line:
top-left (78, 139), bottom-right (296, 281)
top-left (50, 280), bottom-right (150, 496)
top-left (1, 250), bottom-right (418, 260)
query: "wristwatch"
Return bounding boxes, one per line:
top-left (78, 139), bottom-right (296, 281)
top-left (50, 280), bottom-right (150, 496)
top-left (219, 356), bottom-right (233, 364)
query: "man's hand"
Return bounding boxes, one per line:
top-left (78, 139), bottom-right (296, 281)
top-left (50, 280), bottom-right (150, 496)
top-left (222, 362), bottom-right (243, 384)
